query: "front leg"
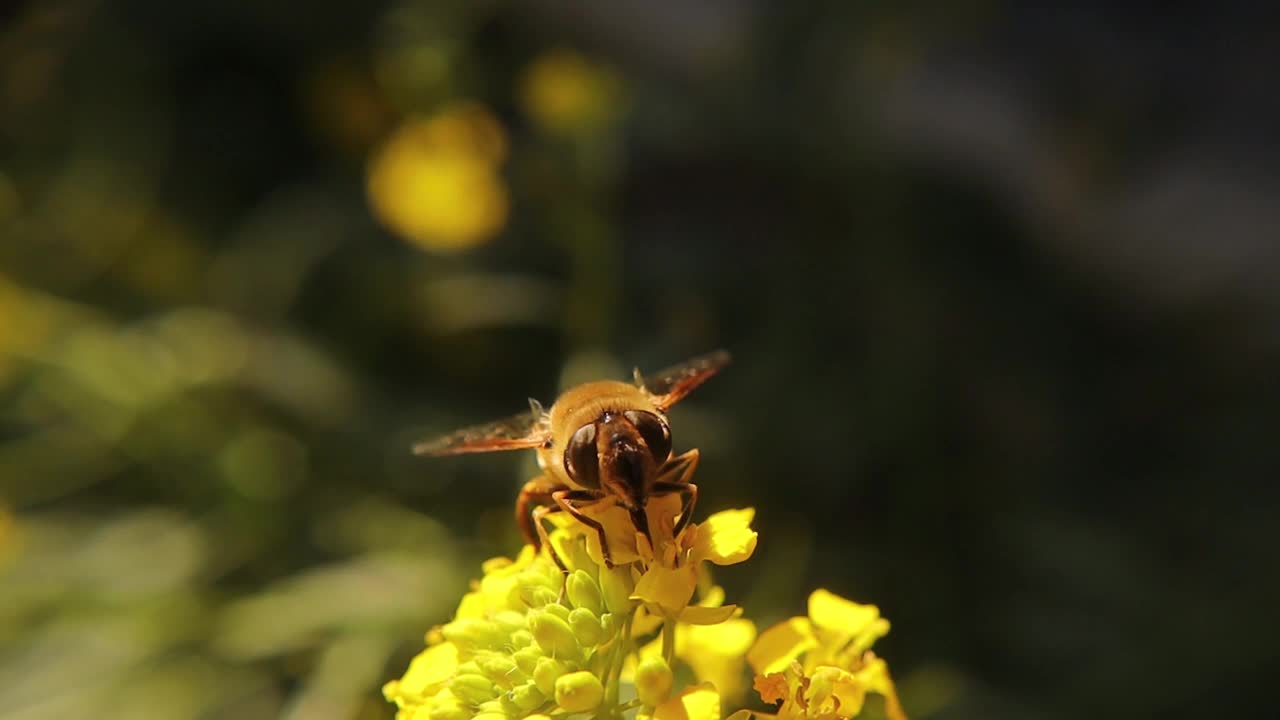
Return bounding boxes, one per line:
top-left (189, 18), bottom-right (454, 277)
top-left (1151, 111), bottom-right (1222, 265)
top-left (517, 476), bottom-right (569, 549)
top-left (552, 489), bottom-right (613, 568)
top-left (650, 480), bottom-right (699, 537)
top-left (655, 448), bottom-right (699, 486)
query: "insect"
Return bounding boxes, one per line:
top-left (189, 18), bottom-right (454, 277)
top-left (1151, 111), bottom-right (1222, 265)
top-left (414, 350), bottom-right (730, 569)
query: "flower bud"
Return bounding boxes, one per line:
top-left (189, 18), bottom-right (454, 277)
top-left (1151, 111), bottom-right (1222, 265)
top-left (532, 656), bottom-right (570, 696)
top-left (528, 609), bottom-right (581, 660)
top-left (450, 674), bottom-right (498, 705)
top-left (476, 702), bottom-right (509, 720)
top-left (520, 585), bottom-right (560, 608)
top-left (473, 652), bottom-right (522, 688)
top-left (517, 568), bottom-right (559, 594)
top-left (599, 564), bottom-right (636, 614)
top-left (427, 695), bottom-right (469, 720)
top-left (565, 570), bottom-right (604, 615)
top-left (512, 646), bottom-right (542, 675)
top-left (509, 629), bottom-right (534, 649)
top-left (568, 607), bottom-right (603, 647)
top-left (599, 612), bottom-right (620, 637)
top-left (442, 618), bottom-right (506, 651)
top-left (553, 670), bottom-right (604, 712)
top-left (541, 601), bottom-right (571, 622)
top-left (492, 610), bottom-right (526, 634)
top-left (508, 681), bottom-right (547, 712)
top-left (635, 656), bottom-right (674, 707)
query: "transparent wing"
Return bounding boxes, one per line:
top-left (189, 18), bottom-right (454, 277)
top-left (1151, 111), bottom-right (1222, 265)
top-left (637, 349), bottom-right (731, 410)
top-left (412, 405), bottom-right (549, 456)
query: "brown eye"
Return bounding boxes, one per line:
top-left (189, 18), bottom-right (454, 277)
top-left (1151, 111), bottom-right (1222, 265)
top-left (564, 423), bottom-right (600, 488)
top-left (625, 410), bottom-right (671, 463)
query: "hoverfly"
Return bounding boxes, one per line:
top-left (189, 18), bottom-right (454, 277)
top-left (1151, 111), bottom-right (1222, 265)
top-left (414, 350), bottom-right (729, 569)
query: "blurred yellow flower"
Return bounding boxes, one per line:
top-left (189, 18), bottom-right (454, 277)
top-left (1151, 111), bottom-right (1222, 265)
top-left (747, 589), bottom-right (906, 720)
top-left (519, 50), bottom-right (624, 135)
top-left (367, 103), bottom-right (508, 252)
top-left (639, 682), bottom-right (721, 720)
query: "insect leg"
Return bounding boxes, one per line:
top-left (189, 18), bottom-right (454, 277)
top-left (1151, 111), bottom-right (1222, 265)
top-left (552, 490), bottom-right (614, 569)
top-left (531, 504), bottom-right (570, 572)
top-left (654, 448), bottom-right (700, 486)
top-left (651, 480), bottom-right (699, 537)
top-left (517, 476), bottom-right (566, 549)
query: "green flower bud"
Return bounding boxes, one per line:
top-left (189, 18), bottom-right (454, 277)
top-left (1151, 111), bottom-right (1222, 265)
top-left (568, 607), bottom-right (603, 647)
top-left (509, 629), bottom-right (534, 649)
top-left (520, 585), bottom-right (560, 609)
top-left (473, 652), bottom-right (522, 688)
top-left (517, 569), bottom-right (559, 593)
top-left (473, 703), bottom-right (510, 720)
top-left (635, 656), bottom-right (675, 707)
top-left (528, 609), bottom-right (581, 661)
top-left (554, 670), bottom-right (604, 712)
top-left (451, 673), bottom-right (499, 705)
top-left (509, 681), bottom-right (547, 713)
top-left (532, 657), bottom-right (570, 696)
top-left (541, 601), bottom-right (571, 622)
top-left (599, 612), bottom-right (621, 637)
top-left (492, 610), bottom-right (527, 634)
top-left (428, 698), bottom-right (469, 720)
top-left (512, 646), bottom-right (542, 675)
top-left (442, 618), bottom-right (506, 651)
top-left (599, 564), bottom-right (636, 614)
top-left (565, 570), bottom-right (604, 615)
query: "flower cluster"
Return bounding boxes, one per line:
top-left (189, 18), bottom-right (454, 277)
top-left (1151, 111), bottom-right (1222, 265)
top-left (385, 493), bottom-right (906, 720)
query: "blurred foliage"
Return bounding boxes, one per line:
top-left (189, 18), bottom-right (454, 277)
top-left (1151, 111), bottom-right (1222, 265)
top-left (1, 1), bottom-right (1277, 719)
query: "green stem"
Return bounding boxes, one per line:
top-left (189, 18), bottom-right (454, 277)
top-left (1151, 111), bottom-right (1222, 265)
top-left (604, 609), bottom-right (635, 712)
top-left (661, 618), bottom-right (676, 667)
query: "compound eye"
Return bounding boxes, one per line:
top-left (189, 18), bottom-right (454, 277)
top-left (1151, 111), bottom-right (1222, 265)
top-left (625, 410), bottom-right (671, 463)
top-left (564, 423), bottom-right (600, 489)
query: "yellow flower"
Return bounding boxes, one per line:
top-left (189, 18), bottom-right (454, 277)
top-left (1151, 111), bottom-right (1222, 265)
top-left (519, 50), bottom-right (624, 135)
top-left (631, 506), bottom-right (758, 619)
top-left (638, 682), bottom-right (721, 720)
top-left (747, 589), bottom-right (906, 720)
top-left (366, 102), bottom-right (508, 252)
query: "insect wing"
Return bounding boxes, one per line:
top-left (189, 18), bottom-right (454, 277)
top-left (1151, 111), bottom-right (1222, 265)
top-left (412, 408), bottom-right (549, 455)
top-left (638, 349), bottom-right (731, 410)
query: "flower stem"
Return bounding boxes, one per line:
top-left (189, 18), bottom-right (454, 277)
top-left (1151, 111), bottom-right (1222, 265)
top-left (604, 609), bottom-right (635, 711)
top-left (661, 618), bottom-right (676, 667)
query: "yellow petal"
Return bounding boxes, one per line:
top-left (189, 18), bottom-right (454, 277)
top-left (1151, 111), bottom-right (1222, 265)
top-left (850, 656), bottom-right (907, 720)
top-left (747, 617), bottom-right (816, 676)
top-left (631, 604), bottom-right (665, 638)
top-left (808, 589), bottom-right (880, 637)
top-left (454, 591), bottom-right (485, 620)
top-left (644, 493), bottom-right (686, 547)
top-left (725, 711), bottom-right (754, 720)
top-left (651, 683), bottom-right (721, 720)
top-left (677, 618), bottom-right (757, 699)
top-left (678, 604), bottom-right (739, 625)
top-left (807, 589), bottom-right (888, 657)
top-left (394, 642), bottom-right (458, 699)
top-left (633, 565), bottom-right (697, 617)
top-left (578, 502), bottom-right (642, 566)
top-left (692, 508), bottom-right (758, 566)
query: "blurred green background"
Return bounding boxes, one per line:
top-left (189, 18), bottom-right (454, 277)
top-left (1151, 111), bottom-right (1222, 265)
top-left (1, 2), bottom-right (1276, 719)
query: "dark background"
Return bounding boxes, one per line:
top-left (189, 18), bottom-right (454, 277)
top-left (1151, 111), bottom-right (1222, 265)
top-left (1, 2), bottom-right (1277, 719)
